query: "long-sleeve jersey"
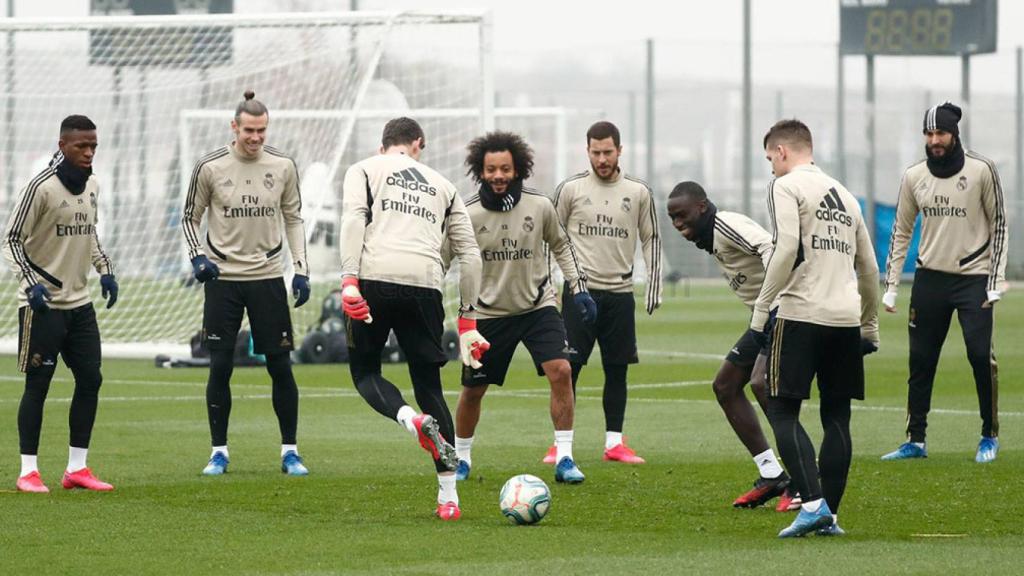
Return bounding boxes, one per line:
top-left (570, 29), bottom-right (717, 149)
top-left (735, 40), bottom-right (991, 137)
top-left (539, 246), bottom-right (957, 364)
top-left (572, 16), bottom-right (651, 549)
top-left (449, 187), bottom-right (587, 319)
top-left (712, 211), bottom-right (773, 310)
top-left (3, 168), bottom-right (114, 309)
top-left (340, 152), bottom-right (481, 314)
top-left (554, 169), bottom-right (662, 314)
top-left (752, 164), bottom-right (879, 341)
top-left (182, 144), bottom-right (308, 281)
top-left (884, 152), bottom-right (1008, 294)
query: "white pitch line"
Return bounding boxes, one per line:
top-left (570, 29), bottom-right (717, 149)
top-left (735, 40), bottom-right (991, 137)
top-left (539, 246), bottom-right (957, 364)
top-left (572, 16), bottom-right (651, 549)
top-left (0, 379), bottom-right (1018, 418)
top-left (639, 349), bottom-right (724, 361)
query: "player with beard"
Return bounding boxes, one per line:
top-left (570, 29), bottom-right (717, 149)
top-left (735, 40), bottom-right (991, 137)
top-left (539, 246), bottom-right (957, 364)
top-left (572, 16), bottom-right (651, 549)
top-left (547, 121), bottom-right (662, 464)
top-left (880, 102), bottom-right (1008, 463)
top-left (666, 181), bottom-right (799, 512)
top-left (448, 131), bottom-right (596, 485)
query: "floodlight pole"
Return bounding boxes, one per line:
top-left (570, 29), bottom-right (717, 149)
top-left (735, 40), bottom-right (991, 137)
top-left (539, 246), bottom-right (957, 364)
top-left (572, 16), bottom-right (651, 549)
top-left (1016, 47), bottom-right (1022, 236)
top-left (836, 44), bottom-right (845, 183)
top-left (4, 0), bottom-right (14, 207)
top-left (742, 0), bottom-right (751, 216)
top-left (645, 38), bottom-right (655, 185)
top-left (865, 54), bottom-right (876, 241)
top-left (961, 54), bottom-right (971, 145)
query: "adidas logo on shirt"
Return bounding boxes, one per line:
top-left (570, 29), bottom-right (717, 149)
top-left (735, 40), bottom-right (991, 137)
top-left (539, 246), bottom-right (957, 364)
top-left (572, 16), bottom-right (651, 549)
top-left (385, 167), bottom-right (437, 196)
top-left (814, 188), bottom-right (852, 226)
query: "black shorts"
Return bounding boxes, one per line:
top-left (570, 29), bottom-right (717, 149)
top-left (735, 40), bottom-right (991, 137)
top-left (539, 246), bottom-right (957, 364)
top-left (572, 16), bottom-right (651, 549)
top-left (346, 280), bottom-right (447, 368)
top-left (18, 303), bottom-right (101, 374)
top-left (766, 318), bottom-right (864, 400)
top-left (204, 277), bottom-right (294, 355)
top-left (725, 329), bottom-right (769, 369)
top-left (562, 283), bottom-right (638, 366)
top-left (462, 306), bottom-right (569, 387)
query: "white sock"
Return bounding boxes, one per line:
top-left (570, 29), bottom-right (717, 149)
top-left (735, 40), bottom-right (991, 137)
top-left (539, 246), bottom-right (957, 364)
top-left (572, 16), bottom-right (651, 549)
top-left (211, 446), bottom-right (228, 459)
top-left (555, 430), bottom-right (574, 462)
top-left (801, 498), bottom-right (823, 513)
top-left (437, 473), bottom-right (458, 505)
top-left (67, 447), bottom-right (88, 473)
top-left (753, 448), bottom-right (784, 478)
top-left (281, 444), bottom-right (298, 457)
top-left (20, 454), bottom-right (38, 477)
top-left (605, 431), bottom-right (623, 450)
top-left (912, 441), bottom-right (925, 448)
top-left (396, 405), bottom-right (418, 437)
top-left (832, 514), bottom-right (838, 524)
top-left (454, 436), bottom-right (474, 465)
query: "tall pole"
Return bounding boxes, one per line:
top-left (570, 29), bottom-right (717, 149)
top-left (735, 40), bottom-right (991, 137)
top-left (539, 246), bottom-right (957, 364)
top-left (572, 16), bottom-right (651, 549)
top-left (1016, 47), bottom-right (1022, 236)
top-left (480, 10), bottom-right (495, 132)
top-left (645, 38), bottom-right (655, 185)
top-left (961, 54), bottom-right (971, 145)
top-left (742, 0), bottom-right (752, 216)
top-left (866, 55), bottom-right (876, 241)
top-left (629, 90), bottom-right (637, 174)
top-left (4, 0), bottom-right (14, 207)
top-left (836, 44), bottom-right (845, 183)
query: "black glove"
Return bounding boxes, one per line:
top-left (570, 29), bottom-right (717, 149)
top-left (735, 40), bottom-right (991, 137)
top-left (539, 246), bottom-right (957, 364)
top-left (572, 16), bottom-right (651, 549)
top-left (26, 283), bottom-right (51, 312)
top-left (292, 275), bottom-right (310, 308)
top-left (100, 274), bottom-right (119, 309)
top-left (191, 255), bottom-right (220, 283)
top-left (574, 291), bottom-right (597, 324)
top-left (860, 338), bottom-right (878, 356)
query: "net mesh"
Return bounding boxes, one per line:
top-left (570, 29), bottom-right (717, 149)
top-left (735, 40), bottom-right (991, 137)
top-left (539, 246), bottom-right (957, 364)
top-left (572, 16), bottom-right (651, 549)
top-left (0, 12), bottom-right (487, 350)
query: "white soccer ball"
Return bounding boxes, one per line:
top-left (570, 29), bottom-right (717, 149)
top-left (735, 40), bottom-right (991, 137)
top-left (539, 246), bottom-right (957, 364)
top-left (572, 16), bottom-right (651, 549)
top-left (499, 474), bottom-right (551, 525)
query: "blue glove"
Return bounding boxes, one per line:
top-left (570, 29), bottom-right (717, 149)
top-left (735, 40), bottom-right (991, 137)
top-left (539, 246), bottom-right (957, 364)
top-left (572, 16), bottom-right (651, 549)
top-left (292, 274), bottom-right (310, 308)
top-left (191, 255), bottom-right (220, 283)
top-left (26, 283), bottom-right (51, 312)
top-left (100, 274), bottom-right (119, 309)
top-left (574, 291), bottom-right (598, 324)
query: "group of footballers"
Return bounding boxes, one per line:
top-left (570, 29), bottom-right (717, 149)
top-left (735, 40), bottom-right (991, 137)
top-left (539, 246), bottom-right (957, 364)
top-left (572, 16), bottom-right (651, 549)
top-left (5, 91), bottom-right (1006, 538)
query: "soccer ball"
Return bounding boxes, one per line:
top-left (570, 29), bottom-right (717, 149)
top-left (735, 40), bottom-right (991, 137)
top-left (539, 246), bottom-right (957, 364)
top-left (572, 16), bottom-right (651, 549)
top-left (499, 474), bottom-right (551, 525)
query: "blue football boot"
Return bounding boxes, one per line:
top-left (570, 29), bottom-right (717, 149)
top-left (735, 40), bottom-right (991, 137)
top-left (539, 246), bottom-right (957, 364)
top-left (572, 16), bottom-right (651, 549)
top-left (880, 441), bottom-right (927, 461)
top-left (976, 436), bottom-right (999, 463)
top-left (281, 451), bottom-right (309, 476)
top-left (555, 456), bottom-right (585, 484)
top-left (778, 501), bottom-right (834, 538)
top-left (202, 451), bottom-right (229, 476)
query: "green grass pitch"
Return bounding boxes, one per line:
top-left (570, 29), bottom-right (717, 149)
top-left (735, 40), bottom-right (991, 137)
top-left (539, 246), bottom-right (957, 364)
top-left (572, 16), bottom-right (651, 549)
top-left (0, 283), bottom-right (1021, 575)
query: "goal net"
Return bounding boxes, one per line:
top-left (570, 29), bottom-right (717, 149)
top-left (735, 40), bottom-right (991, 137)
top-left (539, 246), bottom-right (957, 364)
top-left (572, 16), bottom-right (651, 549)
top-left (0, 11), bottom-right (491, 356)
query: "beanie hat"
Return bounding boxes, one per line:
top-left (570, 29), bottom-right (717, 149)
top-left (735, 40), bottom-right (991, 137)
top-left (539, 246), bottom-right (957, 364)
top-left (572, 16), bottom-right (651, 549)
top-left (923, 102), bottom-right (961, 136)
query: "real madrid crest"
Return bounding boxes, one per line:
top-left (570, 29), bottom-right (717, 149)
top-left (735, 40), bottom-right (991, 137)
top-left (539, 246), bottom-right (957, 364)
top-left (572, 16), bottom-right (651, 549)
top-left (957, 175), bottom-right (968, 191)
top-left (522, 215), bottom-right (535, 232)
top-left (621, 197), bottom-right (632, 213)
top-left (264, 172), bottom-right (275, 190)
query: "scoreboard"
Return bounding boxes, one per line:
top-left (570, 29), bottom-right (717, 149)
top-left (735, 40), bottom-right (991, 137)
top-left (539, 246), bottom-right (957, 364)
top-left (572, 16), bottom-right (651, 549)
top-left (840, 0), bottom-right (997, 56)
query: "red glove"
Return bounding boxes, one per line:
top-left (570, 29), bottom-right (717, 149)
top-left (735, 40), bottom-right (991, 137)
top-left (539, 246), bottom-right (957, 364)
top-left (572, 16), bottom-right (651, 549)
top-left (341, 276), bottom-right (372, 323)
top-left (458, 316), bottom-right (490, 368)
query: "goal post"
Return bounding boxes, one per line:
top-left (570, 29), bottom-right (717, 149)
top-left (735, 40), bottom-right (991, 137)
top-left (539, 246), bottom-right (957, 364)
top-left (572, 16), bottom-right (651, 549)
top-left (0, 10), bottom-right (493, 356)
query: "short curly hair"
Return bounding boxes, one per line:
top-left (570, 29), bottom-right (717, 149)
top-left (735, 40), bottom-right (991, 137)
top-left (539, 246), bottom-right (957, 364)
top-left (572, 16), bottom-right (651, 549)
top-left (465, 131), bottom-right (534, 183)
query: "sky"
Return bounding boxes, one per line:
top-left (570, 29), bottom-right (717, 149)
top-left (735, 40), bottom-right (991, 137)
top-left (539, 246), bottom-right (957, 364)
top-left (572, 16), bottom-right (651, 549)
top-left (9, 0), bottom-right (1024, 93)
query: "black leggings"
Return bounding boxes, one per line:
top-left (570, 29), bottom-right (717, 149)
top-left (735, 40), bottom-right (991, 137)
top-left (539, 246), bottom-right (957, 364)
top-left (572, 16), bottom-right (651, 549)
top-left (206, 350), bottom-right (298, 446)
top-left (766, 394), bottom-right (852, 513)
top-left (19, 361), bottom-right (103, 454)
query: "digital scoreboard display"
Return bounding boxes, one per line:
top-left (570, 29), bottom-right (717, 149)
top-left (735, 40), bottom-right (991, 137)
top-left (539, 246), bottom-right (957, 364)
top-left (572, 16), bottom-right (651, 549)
top-left (840, 0), bottom-right (997, 56)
